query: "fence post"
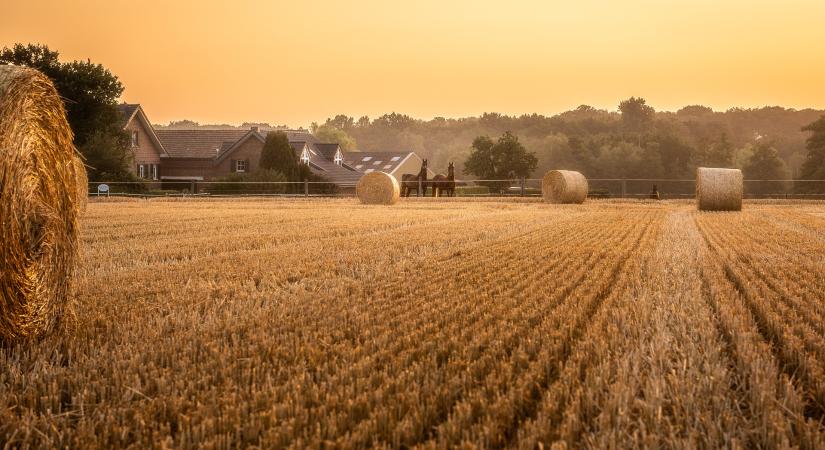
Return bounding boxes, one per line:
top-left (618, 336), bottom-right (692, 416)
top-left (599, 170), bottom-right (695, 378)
top-left (418, 178), bottom-right (422, 197)
top-left (304, 179), bottom-right (309, 197)
top-left (520, 177), bottom-right (525, 197)
top-left (621, 180), bottom-right (627, 199)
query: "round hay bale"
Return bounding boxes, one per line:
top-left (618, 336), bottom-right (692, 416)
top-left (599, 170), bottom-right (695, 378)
top-left (356, 171), bottom-right (400, 205)
top-left (0, 65), bottom-right (84, 343)
top-left (542, 170), bottom-right (588, 204)
top-left (696, 167), bottom-right (742, 211)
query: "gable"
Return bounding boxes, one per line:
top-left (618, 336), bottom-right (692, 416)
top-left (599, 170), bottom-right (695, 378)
top-left (122, 105), bottom-right (168, 158)
top-left (126, 111), bottom-right (167, 160)
top-left (214, 131), bottom-right (265, 164)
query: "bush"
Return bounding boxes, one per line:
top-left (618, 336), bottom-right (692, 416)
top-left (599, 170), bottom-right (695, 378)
top-left (207, 169), bottom-right (289, 195)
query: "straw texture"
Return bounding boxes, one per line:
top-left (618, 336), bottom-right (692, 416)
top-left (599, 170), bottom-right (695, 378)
top-left (0, 65), bottom-right (86, 343)
top-left (696, 167), bottom-right (742, 211)
top-left (542, 170), bottom-right (588, 204)
top-left (356, 172), bottom-right (400, 205)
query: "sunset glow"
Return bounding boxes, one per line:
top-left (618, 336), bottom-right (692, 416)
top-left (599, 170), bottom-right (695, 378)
top-left (3, 0), bottom-right (825, 126)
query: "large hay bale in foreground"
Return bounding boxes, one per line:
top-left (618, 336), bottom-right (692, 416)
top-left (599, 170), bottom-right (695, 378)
top-left (696, 167), bottom-right (742, 211)
top-left (542, 170), bottom-right (588, 204)
top-left (0, 65), bottom-right (85, 343)
top-left (356, 172), bottom-right (400, 205)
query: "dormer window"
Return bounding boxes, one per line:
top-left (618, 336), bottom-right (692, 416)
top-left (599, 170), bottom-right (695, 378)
top-left (131, 130), bottom-right (139, 148)
top-left (334, 150), bottom-right (343, 165)
top-left (300, 148), bottom-right (310, 165)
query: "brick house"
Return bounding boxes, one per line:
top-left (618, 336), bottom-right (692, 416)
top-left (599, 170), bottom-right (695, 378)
top-left (117, 104), bottom-right (427, 190)
top-left (117, 104), bottom-right (168, 184)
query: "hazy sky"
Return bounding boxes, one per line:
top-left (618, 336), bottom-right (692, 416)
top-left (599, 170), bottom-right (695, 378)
top-left (3, 0), bottom-right (824, 127)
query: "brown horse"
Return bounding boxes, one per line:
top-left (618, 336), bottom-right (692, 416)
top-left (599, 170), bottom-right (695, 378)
top-left (431, 162), bottom-right (456, 197)
top-left (401, 159), bottom-right (428, 197)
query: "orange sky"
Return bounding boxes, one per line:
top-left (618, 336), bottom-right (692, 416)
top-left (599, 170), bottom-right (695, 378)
top-left (3, 0), bottom-right (825, 127)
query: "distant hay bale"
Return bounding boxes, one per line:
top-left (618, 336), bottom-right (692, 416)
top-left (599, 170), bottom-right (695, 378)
top-left (0, 65), bottom-right (85, 344)
top-left (356, 172), bottom-right (400, 205)
top-left (542, 170), bottom-right (588, 204)
top-left (696, 167), bottom-right (742, 211)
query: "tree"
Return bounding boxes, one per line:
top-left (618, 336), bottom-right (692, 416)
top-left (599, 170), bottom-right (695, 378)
top-left (0, 43), bottom-right (133, 181)
top-left (259, 131), bottom-right (316, 192)
top-left (694, 132), bottom-right (734, 168)
top-left (800, 116), bottom-right (825, 179)
top-left (324, 114), bottom-right (355, 130)
top-left (619, 97), bottom-right (655, 131)
top-left (312, 124), bottom-right (357, 151)
top-left (676, 105), bottom-right (714, 117)
top-left (464, 131), bottom-right (538, 193)
top-left (261, 131), bottom-right (299, 178)
top-left (744, 142), bottom-right (790, 194)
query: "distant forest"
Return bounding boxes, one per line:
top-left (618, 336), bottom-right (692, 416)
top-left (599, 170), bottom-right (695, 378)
top-left (158, 100), bottom-right (825, 180)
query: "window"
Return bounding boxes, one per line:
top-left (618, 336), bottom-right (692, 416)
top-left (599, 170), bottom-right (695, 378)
top-left (300, 149), bottom-right (310, 165)
top-left (236, 160), bottom-right (247, 173)
top-left (383, 164), bottom-right (392, 169)
top-left (373, 161), bottom-right (381, 165)
top-left (138, 164), bottom-right (145, 178)
top-left (131, 130), bottom-right (138, 147)
top-left (362, 156), bottom-right (372, 162)
top-left (334, 151), bottom-right (343, 165)
top-left (365, 168), bottom-right (374, 173)
top-left (152, 164), bottom-right (158, 180)
top-left (391, 156), bottom-right (401, 162)
top-left (355, 164), bottom-right (363, 169)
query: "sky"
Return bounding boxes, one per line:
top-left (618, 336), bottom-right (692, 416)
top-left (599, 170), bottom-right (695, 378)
top-left (3, 0), bottom-right (825, 127)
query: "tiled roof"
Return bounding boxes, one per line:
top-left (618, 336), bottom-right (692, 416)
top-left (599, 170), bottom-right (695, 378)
top-left (308, 157), bottom-right (363, 187)
top-left (117, 104), bottom-right (139, 127)
top-left (156, 129), bottom-right (250, 158)
top-left (157, 129), bottom-right (319, 159)
top-left (343, 151), bottom-right (413, 175)
top-left (313, 143), bottom-right (340, 160)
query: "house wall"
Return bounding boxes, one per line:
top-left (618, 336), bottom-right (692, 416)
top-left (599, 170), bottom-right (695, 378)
top-left (162, 158), bottom-right (215, 179)
top-left (214, 138), bottom-right (265, 176)
top-left (126, 115), bottom-right (162, 177)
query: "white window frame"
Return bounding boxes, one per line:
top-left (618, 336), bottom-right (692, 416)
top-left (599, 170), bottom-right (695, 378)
top-left (138, 164), bottom-right (145, 178)
top-left (300, 148), bottom-right (310, 165)
top-left (334, 151), bottom-right (343, 165)
top-left (236, 160), bottom-right (247, 173)
top-left (131, 130), bottom-right (138, 148)
top-left (152, 164), bottom-right (158, 180)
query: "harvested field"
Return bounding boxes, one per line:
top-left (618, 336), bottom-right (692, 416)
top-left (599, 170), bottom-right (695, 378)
top-left (2, 198), bottom-right (824, 448)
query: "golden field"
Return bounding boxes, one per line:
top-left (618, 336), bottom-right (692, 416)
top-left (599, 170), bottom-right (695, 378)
top-left (2, 198), bottom-right (825, 449)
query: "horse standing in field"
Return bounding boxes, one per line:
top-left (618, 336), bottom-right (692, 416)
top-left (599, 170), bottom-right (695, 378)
top-left (431, 162), bottom-right (456, 197)
top-left (401, 159), bottom-right (428, 197)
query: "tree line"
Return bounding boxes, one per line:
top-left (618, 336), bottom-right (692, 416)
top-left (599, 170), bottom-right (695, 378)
top-left (317, 99), bottom-right (825, 189)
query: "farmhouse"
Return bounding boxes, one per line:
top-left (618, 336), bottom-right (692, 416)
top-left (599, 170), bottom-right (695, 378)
top-left (117, 104), bottom-right (428, 189)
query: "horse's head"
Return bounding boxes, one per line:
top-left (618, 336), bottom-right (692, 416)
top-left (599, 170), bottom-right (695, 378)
top-left (419, 159), bottom-right (428, 178)
top-left (447, 162), bottom-right (454, 176)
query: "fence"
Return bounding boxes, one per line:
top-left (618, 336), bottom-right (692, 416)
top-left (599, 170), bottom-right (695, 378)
top-left (87, 178), bottom-right (825, 199)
